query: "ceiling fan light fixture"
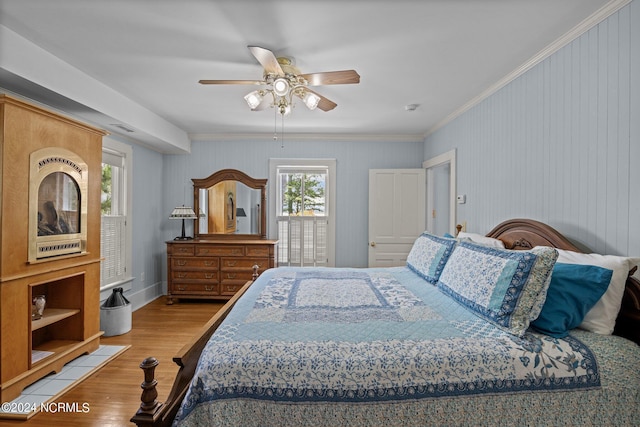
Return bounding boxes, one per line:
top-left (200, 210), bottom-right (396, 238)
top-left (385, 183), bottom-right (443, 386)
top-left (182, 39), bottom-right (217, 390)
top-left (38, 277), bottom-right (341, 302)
top-left (273, 78), bottom-right (290, 97)
top-left (303, 92), bottom-right (321, 110)
top-left (244, 90), bottom-right (263, 109)
top-left (200, 46), bottom-right (359, 117)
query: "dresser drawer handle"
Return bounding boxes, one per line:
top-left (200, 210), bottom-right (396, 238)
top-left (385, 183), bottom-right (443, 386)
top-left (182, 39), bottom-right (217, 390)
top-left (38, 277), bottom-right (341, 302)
top-left (177, 273), bottom-right (187, 278)
top-left (226, 273), bottom-right (236, 279)
top-left (226, 261), bottom-right (237, 267)
top-left (205, 273), bottom-right (214, 279)
top-left (177, 248), bottom-right (190, 253)
top-left (204, 260), bottom-right (215, 266)
top-left (177, 260), bottom-right (187, 266)
top-left (205, 285), bottom-right (215, 291)
top-left (178, 285), bottom-right (186, 291)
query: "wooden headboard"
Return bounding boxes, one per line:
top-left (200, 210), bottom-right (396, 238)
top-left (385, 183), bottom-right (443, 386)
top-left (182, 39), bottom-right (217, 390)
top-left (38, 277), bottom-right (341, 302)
top-left (485, 218), bottom-right (640, 345)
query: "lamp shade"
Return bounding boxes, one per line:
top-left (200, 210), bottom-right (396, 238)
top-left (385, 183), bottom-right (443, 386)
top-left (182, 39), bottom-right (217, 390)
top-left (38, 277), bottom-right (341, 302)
top-left (169, 206), bottom-right (197, 219)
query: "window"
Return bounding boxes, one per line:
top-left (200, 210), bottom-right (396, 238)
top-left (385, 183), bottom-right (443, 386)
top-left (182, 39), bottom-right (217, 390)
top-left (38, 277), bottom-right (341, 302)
top-left (101, 138), bottom-right (133, 293)
top-left (270, 159), bottom-right (336, 267)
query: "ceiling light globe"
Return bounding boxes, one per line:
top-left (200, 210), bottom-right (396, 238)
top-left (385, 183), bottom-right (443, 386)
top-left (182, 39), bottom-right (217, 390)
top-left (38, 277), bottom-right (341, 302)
top-left (303, 92), bottom-right (321, 110)
top-left (273, 78), bottom-right (290, 97)
top-left (244, 91), bottom-right (263, 109)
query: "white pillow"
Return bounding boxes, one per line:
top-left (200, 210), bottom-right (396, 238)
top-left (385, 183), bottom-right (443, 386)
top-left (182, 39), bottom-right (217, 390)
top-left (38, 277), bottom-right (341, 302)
top-left (556, 249), bottom-right (640, 335)
top-left (457, 231), bottom-right (505, 249)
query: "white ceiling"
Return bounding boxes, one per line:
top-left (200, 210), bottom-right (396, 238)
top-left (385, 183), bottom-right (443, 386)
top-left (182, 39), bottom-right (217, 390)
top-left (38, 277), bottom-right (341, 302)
top-left (0, 0), bottom-right (622, 153)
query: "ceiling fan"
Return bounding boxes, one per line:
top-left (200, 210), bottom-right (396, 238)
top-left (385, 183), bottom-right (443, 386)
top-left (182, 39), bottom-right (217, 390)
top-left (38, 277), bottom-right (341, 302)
top-left (199, 46), bottom-right (360, 116)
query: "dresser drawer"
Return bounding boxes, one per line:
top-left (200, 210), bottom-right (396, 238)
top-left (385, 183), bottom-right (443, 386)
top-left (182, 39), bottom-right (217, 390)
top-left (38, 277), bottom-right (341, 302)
top-left (169, 244), bottom-right (195, 256)
top-left (171, 282), bottom-right (219, 294)
top-left (220, 270), bottom-right (255, 282)
top-left (245, 246), bottom-right (270, 257)
top-left (171, 270), bottom-right (219, 281)
top-left (171, 257), bottom-right (218, 270)
top-left (220, 257), bottom-right (268, 270)
top-left (220, 281), bottom-right (250, 296)
top-left (196, 245), bottom-right (245, 257)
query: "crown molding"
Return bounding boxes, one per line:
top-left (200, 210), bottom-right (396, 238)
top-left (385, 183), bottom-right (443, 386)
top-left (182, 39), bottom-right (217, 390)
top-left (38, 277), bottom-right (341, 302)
top-left (425, 0), bottom-right (631, 138)
top-left (188, 132), bottom-right (426, 143)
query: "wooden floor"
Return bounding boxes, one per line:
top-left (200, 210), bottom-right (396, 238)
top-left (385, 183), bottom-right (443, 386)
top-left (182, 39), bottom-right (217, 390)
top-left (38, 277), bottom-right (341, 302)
top-left (0, 297), bottom-right (225, 427)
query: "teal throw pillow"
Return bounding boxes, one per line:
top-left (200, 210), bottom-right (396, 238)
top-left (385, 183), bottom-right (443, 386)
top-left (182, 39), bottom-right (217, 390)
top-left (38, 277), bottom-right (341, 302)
top-left (531, 263), bottom-right (612, 338)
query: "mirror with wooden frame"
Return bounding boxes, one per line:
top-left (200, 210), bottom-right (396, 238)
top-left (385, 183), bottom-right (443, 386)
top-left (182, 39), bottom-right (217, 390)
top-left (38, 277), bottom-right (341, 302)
top-left (192, 169), bottom-right (267, 239)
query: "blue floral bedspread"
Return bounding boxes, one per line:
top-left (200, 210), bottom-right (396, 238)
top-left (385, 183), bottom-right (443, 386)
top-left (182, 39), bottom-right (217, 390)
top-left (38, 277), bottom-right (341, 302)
top-left (174, 267), bottom-right (602, 425)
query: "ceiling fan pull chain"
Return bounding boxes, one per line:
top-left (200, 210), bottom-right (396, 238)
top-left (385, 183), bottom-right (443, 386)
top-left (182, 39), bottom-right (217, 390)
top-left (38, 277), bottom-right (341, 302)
top-left (281, 113), bottom-right (285, 149)
top-left (273, 104), bottom-right (278, 142)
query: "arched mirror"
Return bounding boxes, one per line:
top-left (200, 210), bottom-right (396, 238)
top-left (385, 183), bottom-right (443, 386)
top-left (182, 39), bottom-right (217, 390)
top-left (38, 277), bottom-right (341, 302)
top-left (193, 169), bottom-right (267, 239)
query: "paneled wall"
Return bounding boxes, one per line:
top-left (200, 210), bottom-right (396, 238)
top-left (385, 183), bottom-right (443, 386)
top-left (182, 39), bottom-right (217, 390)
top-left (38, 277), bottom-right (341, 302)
top-left (129, 142), bottom-right (165, 304)
top-left (425, 1), bottom-right (639, 257)
top-left (162, 138), bottom-right (424, 268)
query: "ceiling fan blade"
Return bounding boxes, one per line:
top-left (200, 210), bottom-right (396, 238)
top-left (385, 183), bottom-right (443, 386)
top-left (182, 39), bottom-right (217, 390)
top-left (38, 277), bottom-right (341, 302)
top-left (300, 89), bottom-right (337, 112)
top-left (301, 70), bottom-right (360, 86)
top-left (199, 79), bottom-right (265, 85)
top-left (248, 46), bottom-right (284, 76)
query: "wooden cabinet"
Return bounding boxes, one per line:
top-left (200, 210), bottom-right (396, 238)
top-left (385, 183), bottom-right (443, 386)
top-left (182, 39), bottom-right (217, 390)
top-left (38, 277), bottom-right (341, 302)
top-left (166, 239), bottom-right (277, 304)
top-left (0, 95), bottom-right (105, 403)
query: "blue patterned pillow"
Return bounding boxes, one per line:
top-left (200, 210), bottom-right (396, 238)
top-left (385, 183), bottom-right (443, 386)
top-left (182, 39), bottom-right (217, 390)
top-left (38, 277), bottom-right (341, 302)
top-left (437, 241), bottom-right (558, 336)
top-left (406, 233), bottom-right (457, 284)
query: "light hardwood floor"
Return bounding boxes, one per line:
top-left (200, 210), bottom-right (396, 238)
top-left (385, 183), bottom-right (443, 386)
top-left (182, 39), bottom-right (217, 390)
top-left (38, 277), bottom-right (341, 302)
top-left (0, 297), bottom-right (225, 427)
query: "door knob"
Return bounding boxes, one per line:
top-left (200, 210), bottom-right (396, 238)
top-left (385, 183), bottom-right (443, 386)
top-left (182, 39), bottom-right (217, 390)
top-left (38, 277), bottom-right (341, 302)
top-left (370, 242), bottom-right (376, 247)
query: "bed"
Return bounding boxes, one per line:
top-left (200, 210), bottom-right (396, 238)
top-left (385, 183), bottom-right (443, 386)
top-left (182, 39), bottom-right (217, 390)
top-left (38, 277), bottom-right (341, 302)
top-left (131, 219), bottom-right (640, 426)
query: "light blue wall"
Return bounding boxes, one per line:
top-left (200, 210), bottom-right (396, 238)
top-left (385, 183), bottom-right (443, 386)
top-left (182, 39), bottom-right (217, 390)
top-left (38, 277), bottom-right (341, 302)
top-left (161, 138), bottom-right (424, 274)
top-left (112, 139), bottom-right (165, 306)
top-left (424, 1), bottom-right (639, 257)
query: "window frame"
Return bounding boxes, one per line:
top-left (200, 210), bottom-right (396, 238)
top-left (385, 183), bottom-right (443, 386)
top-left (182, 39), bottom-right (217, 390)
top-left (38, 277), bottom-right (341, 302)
top-left (269, 158), bottom-right (336, 267)
top-left (100, 137), bottom-right (133, 300)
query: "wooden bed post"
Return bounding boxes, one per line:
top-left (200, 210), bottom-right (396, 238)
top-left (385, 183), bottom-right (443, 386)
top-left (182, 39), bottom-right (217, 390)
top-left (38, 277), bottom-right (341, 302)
top-left (131, 279), bottom-right (257, 426)
top-left (130, 357), bottom-right (164, 426)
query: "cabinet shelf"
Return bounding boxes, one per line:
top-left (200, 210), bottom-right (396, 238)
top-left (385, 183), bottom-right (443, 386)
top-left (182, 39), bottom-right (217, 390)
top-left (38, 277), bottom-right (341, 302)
top-left (31, 308), bottom-right (81, 331)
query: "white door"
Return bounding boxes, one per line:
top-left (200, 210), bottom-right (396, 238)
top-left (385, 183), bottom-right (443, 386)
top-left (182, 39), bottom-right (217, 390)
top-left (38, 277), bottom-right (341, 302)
top-left (368, 169), bottom-right (426, 267)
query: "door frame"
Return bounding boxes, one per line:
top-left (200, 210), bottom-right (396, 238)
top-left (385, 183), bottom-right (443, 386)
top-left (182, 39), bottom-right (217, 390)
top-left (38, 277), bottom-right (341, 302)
top-left (423, 149), bottom-right (457, 235)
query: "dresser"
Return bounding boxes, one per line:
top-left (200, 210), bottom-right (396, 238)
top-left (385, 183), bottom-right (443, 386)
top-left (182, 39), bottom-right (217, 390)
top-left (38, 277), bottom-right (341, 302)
top-left (166, 239), bottom-right (277, 304)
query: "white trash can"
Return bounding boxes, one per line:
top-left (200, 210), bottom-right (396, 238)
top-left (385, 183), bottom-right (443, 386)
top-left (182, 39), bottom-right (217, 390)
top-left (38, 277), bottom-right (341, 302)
top-left (100, 288), bottom-right (132, 336)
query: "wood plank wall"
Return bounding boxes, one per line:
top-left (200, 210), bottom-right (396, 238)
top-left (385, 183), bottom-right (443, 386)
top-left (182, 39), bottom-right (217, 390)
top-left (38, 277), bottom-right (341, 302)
top-left (425, 1), bottom-right (639, 258)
